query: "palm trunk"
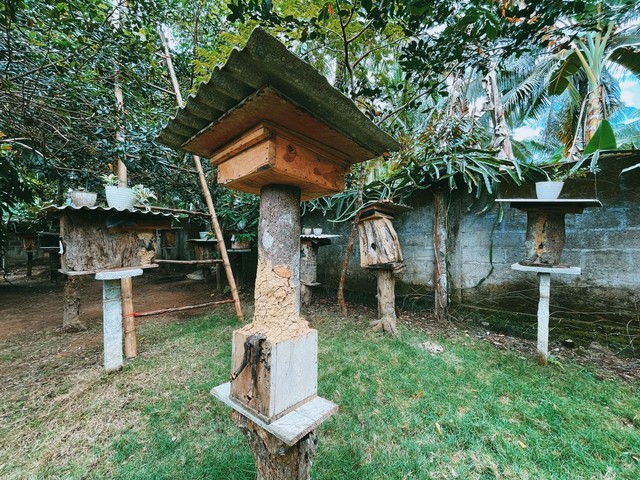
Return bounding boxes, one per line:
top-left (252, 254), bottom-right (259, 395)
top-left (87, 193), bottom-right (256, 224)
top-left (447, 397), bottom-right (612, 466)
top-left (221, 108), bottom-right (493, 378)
top-left (584, 84), bottom-right (602, 144)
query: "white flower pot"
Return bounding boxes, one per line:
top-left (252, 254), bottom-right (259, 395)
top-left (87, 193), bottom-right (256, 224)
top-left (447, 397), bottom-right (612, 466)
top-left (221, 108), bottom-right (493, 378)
top-left (535, 181), bottom-right (564, 200)
top-left (302, 228), bottom-right (312, 235)
top-left (70, 191), bottom-right (97, 207)
top-left (105, 186), bottom-right (135, 210)
top-left (313, 228), bottom-right (323, 235)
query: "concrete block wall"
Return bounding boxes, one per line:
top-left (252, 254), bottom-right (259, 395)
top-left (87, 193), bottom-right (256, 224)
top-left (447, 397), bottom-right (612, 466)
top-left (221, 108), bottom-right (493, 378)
top-left (306, 156), bottom-right (640, 319)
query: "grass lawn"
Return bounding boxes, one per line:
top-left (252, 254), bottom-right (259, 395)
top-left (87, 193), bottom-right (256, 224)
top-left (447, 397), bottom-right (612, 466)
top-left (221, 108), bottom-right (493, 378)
top-left (1, 305), bottom-right (639, 479)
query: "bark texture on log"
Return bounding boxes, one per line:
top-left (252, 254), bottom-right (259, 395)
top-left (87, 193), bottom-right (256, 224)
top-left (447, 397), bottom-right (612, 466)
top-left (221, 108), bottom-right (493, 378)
top-left (233, 411), bottom-right (317, 480)
top-left (60, 211), bottom-right (158, 273)
top-left (524, 212), bottom-right (565, 265)
top-left (371, 269), bottom-right (398, 335)
top-left (433, 190), bottom-right (449, 322)
top-left (121, 276), bottom-right (136, 358)
top-left (357, 216), bottom-right (403, 268)
top-left (63, 275), bottom-right (86, 332)
top-left (231, 185), bottom-right (318, 421)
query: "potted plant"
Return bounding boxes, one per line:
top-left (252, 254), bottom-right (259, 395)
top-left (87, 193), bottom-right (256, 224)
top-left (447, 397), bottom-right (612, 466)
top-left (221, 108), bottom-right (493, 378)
top-left (313, 225), bottom-right (323, 235)
top-left (132, 184), bottom-right (157, 211)
top-left (302, 225), bottom-right (312, 235)
top-left (101, 174), bottom-right (135, 210)
top-left (68, 187), bottom-right (98, 207)
top-left (231, 231), bottom-right (255, 249)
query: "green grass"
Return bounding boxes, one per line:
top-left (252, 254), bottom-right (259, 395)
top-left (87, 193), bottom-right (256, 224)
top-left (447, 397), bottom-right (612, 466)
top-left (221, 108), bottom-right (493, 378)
top-left (1, 310), bottom-right (639, 479)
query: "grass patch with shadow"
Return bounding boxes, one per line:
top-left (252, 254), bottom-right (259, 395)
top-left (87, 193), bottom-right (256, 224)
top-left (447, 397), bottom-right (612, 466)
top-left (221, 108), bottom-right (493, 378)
top-left (1, 309), bottom-right (638, 479)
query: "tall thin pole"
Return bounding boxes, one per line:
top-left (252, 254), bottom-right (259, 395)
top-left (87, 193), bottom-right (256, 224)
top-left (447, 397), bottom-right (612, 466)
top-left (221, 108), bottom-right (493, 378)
top-left (158, 26), bottom-right (243, 321)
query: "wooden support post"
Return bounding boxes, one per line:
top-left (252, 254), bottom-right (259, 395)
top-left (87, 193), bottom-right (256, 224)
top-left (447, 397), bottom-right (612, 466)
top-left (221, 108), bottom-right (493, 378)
top-left (102, 279), bottom-right (124, 371)
top-left (433, 190), bottom-right (449, 322)
top-left (232, 411), bottom-right (317, 480)
top-left (371, 269), bottom-right (398, 335)
top-left (63, 275), bottom-right (86, 332)
top-left (537, 272), bottom-right (551, 365)
top-left (158, 26), bottom-right (243, 321)
top-left (121, 276), bottom-right (136, 358)
top-left (26, 251), bottom-right (33, 277)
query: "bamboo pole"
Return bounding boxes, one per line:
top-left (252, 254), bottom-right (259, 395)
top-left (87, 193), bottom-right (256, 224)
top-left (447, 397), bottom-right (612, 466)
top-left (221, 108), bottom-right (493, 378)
top-left (133, 299), bottom-right (235, 318)
top-left (158, 25), bottom-right (244, 321)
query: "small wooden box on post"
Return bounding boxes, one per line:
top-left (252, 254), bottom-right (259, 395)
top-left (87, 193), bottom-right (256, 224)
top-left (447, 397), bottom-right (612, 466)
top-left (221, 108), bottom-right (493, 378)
top-left (157, 27), bottom-right (399, 478)
top-left (49, 205), bottom-right (174, 369)
top-left (357, 201), bottom-right (410, 335)
top-left (495, 198), bottom-right (601, 364)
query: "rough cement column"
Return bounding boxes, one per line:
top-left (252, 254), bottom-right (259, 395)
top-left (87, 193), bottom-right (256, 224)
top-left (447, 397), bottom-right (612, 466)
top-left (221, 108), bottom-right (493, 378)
top-left (253, 184), bottom-right (302, 326)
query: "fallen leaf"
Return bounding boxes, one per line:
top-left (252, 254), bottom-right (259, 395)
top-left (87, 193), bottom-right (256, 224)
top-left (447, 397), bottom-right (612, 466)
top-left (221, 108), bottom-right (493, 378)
top-left (435, 422), bottom-right (443, 435)
top-left (411, 389), bottom-right (424, 399)
top-left (518, 440), bottom-right (527, 449)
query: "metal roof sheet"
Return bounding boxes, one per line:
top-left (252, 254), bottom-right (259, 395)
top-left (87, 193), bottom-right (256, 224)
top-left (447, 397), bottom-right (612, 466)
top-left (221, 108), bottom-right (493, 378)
top-left (157, 27), bottom-right (399, 160)
top-left (46, 205), bottom-right (177, 218)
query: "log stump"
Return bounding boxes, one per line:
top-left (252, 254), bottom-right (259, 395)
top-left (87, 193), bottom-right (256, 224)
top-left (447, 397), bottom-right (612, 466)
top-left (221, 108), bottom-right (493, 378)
top-left (371, 269), bottom-right (398, 335)
top-left (524, 211), bottom-right (565, 265)
top-left (63, 275), bottom-right (86, 332)
top-left (233, 412), bottom-right (317, 480)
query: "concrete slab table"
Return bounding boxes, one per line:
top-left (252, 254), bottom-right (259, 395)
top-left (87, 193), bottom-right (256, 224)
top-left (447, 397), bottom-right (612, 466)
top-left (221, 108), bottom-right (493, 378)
top-left (95, 268), bottom-right (143, 371)
top-left (511, 263), bottom-right (581, 364)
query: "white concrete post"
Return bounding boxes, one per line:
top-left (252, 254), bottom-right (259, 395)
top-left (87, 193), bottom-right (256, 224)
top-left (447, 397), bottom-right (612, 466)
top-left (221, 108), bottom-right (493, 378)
top-left (537, 272), bottom-right (551, 365)
top-left (96, 268), bottom-right (143, 371)
top-left (102, 279), bottom-right (124, 371)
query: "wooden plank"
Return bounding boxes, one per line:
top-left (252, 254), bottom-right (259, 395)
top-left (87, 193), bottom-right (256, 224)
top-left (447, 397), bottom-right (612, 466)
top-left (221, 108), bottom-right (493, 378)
top-left (274, 136), bottom-right (347, 192)
top-left (210, 125), bottom-right (273, 165)
top-left (213, 382), bottom-right (338, 447)
top-left (217, 139), bottom-right (274, 186)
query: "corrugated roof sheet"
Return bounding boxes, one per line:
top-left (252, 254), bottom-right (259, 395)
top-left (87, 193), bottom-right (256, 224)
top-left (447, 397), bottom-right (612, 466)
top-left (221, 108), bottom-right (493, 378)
top-left (46, 205), bottom-right (176, 217)
top-left (157, 27), bottom-right (399, 159)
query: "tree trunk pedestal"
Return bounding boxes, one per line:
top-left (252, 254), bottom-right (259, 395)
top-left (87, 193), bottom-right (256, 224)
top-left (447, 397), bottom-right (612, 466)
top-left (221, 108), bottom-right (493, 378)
top-left (94, 267), bottom-right (143, 371)
top-left (511, 263), bottom-right (581, 364)
top-left (213, 185), bottom-right (337, 479)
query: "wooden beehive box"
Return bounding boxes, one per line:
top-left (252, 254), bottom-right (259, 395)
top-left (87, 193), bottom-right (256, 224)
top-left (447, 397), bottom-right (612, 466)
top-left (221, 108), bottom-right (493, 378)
top-left (357, 202), bottom-right (410, 270)
top-left (54, 206), bottom-right (173, 274)
top-left (211, 122), bottom-right (350, 201)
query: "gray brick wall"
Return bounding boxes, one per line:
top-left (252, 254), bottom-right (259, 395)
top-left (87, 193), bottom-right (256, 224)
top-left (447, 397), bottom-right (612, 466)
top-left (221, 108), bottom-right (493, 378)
top-left (305, 156), bottom-right (640, 319)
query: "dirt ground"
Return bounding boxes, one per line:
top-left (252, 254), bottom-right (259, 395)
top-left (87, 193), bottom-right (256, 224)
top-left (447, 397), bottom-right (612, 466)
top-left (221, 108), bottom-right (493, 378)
top-left (1, 265), bottom-right (638, 383)
top-left (0, 265), bottom-right (228, 344)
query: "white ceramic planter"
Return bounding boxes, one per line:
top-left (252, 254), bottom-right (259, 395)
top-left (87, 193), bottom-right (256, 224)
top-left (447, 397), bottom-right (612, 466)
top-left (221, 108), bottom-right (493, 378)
top-left (303, 227), bottom-right (312, 235)
top-left (313, 228), bottom-right (323, 235)
top-left (535, 181), bottom-right (564, 200)
top-left (70, 191), bottom-right (97, 207)
top-left (105, 186), bottom-right (135, 210)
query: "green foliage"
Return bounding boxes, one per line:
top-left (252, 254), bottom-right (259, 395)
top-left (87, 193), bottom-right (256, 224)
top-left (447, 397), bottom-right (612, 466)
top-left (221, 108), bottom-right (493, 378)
top-left (583, 119), bottom-right (617, 154)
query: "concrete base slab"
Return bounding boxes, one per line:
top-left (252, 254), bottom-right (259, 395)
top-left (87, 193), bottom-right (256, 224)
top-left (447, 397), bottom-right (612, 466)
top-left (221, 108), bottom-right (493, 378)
top-left (212, 382), bottom-right (338, 446)
top-left (511, 262), bottom-right (581, 275)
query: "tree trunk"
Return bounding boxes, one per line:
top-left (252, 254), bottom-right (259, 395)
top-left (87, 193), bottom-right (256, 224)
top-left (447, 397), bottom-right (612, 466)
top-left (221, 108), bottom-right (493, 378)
top-left (483, 65), bottom-right (514, 160)
top-left (433, 190), bottom-right (449, 322)
top-left (232, 412), bottom-right (317, 480)
top-left (371, 269), bottom-right (398, 335)
top-left (337, 165), bottom-right (365, 315)
top-left (63, 276), bottom-right (86, 332)
top-left (585, 84), bottom-right (602, 144)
